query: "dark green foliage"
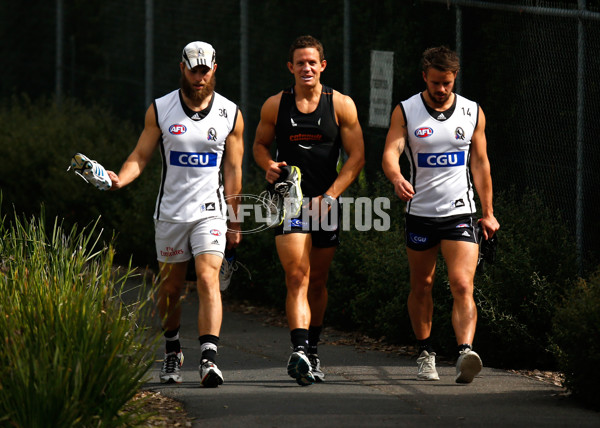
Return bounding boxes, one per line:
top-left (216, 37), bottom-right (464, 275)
top-left (551, 271), bottom-right (600, 409)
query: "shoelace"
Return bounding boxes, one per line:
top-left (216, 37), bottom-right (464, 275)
top-left (417, 354), bottom-right (436, 371)
top-left (163, 354), bottom-right (180, 373)
top-left (259, 189), bottom-right (281, 210)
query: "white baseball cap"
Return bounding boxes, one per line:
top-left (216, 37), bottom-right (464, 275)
top-left (182, 41), bottom-right (216, 70)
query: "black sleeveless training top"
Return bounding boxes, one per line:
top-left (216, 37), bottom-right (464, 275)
top-left (275, 85), bottom-right (342, 197)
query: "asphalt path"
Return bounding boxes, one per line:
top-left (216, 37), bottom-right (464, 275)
top-left (145, 288), bottom-right (600, 427)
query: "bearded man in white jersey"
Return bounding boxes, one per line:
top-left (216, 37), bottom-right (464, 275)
top-left (107, 41), bottom-right (244, 388)
top-left (382, 46), bottom-right (499, 384)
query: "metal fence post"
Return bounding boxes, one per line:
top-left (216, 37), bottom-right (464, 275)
top-left (145, 0), bottom-right (154, 109)
top-left (576, 0), bottom-right (587, 275)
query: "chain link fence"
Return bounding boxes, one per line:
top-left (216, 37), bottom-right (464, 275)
top-left (1, 0), bottom-right (599, 268)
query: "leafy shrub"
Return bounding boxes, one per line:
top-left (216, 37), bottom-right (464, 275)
top-left (0, 209), bottom-right (159, 427)
top-left (551, 270), bottom-right (600, 409)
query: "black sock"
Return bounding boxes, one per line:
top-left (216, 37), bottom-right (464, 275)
top-left (290, 328), bottom-right (309, 353)
top-left (308, 325), bottom-right (322, 355)
top-left (458, 343), bottom-right (472, 353)
top-left (417, 337), bottom-right (435, 354)
top-left (199, 334), bottom-right (219, 363)
top-left (164, 327), bottom-right (181, 354)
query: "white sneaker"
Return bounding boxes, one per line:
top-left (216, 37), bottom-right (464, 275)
top-left (455, 349), bottom-right (483, 383)
top-left (159, 351), bottom-right (184, 384)
top-left (68, 153), bottom-right (112, 190)
top-left (287, 350), bottom-right (315, 386)
top-left (278, 165), bottom-right (303, 218)
top-left (219, 254), bottom-right (251, 292)
top-left (219, 255), bottom-right (235, 291)
top-left (416, 350), bottom-right (440, 381)
top-left (199, 359), bottom-right (224, 388)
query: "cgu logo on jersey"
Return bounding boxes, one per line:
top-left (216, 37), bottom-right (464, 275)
top-left (170, 151), bottom-right (218, 167)
top-left (418, 151), bottom-right (465, 168)
top-left (169, 124), bottom-right (187, 135)
top-left (414, 127), bottom-right (434, 138)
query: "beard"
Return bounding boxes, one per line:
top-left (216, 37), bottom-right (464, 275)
top-left (180, 73), bottom-right (216, 102)
top-left (426, 87), bottom-right (452, 107)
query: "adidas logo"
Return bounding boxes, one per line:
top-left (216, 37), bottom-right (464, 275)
top-left (437, 113), bottom-right (446, 120)
top-left (211, 239), bottom-right (219, 245)
top-left (462, 231), bottom-right (470, 237)
top-left (192, 113), bottom-right (201, 121)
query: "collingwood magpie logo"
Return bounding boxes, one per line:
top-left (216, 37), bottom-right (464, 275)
top-left (207, 127), bottom-right (217, 141)
top-left (455, 127), bottom-right (465, 140)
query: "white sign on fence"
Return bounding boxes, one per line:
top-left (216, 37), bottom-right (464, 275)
top-left (369, 50), bottom-right (394, 128)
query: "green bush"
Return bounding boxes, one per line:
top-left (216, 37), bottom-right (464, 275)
top-left (0, 209), bottom-right (159, 427)
top-left (551, 270), bottom-right (600, 409)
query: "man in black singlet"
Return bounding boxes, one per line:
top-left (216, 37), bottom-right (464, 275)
top-left (253, 35), bottom-right (365, 386)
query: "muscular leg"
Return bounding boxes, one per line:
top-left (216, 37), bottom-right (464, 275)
top-left (307, 246), bottom-right (336, 327)
top-left (276, 233), bottom-right (312, 330)
top-left (406, 245), bottom-right (440, 340)
top-left (157, 261), bottom-right (188, 331)
top-left (194, 253), bottom-right (224, 336)
top-left (440, 240), bottom-right (479, 345)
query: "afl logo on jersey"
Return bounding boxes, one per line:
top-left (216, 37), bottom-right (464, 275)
top-left (415, 127), bottom-right (433, 138)
top-left (207, 127), bottom-right (217, 141)
top-left (169, 124), bottom-right (187, 135)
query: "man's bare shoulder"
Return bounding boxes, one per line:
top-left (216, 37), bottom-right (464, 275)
top-left (260, 91), bottom-right (284, 121)
top-left (331, 89), bottom-right (358, 123)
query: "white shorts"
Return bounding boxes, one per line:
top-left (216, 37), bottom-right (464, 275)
top-left (155, 217), bottom-right (227, 263)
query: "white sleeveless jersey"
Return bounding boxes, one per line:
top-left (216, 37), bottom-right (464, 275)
top-left (401, 93), bottom-right (479, 217)
top-left (153, 90), bottom-right (239, 222)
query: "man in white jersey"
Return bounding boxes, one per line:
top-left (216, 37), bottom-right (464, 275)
top-left (382, 46), bottom-right (499, 384)
top-left (107, 41), bottom-right (244, 388)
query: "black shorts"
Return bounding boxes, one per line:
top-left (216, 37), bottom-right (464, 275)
top-left (274, 205), bottom-right (340, 248)
top-left (405, 214), bottom-right (478, 251)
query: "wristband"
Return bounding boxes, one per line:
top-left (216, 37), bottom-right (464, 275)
top-left (322, 193), bottom-right (336, 204)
